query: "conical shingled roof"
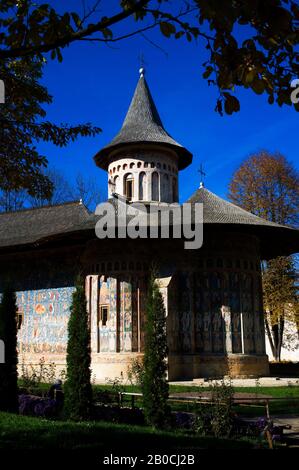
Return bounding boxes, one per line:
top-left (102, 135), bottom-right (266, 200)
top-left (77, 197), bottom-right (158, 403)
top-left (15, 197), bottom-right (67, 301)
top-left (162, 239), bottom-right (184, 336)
top-left (187, 186), bottom-right (299, 258)
top-left (94, 73), bottom-right (192, 170)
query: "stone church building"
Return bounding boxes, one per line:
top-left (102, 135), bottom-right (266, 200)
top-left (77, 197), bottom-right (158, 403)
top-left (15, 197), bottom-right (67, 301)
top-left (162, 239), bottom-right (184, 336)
top-left (0, 70), bottom-right (298, 381)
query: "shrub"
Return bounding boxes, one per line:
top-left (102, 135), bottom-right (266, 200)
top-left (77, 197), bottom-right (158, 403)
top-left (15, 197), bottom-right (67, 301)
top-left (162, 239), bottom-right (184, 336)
top-left (142, 273), bottom-right (171, 429)
top-left (194, 379), bottom-right (234, 438)
top-left (64, 279), bottom-right (92, 420)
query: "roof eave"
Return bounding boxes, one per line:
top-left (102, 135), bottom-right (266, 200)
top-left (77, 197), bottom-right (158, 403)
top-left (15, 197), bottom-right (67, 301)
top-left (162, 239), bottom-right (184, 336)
top-left (94, 141), bottom-right (193, 171)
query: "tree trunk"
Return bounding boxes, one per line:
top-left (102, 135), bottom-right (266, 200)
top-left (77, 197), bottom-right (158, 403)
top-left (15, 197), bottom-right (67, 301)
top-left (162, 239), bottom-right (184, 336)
top-left (265, 313), bottom-right (284, 361)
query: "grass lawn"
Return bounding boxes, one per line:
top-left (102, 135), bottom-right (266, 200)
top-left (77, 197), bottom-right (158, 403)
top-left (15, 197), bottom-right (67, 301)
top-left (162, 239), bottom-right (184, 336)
top-left (93, 384), bottom-right (299, 417)
top-left (0, 412), bottom-right (262, 451)
top-left (19, 381), bottom-right (299, 417)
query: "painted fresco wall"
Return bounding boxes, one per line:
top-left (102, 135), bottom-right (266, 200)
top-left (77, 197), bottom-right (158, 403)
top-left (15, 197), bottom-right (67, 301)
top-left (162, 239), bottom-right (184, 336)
top-left (174, 263), bottom-right (265, 356)
top-left (17, 287), bottom-right (74, 354)
top-left (120, 280), bottom-right (132, 352)
top-left (98, 277), bottom-right (117, 353)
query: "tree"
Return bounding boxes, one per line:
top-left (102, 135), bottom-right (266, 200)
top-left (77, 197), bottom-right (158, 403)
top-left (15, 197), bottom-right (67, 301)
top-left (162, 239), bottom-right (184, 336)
top-left (0, 187), bottom-right (26, 212)
top-left (28, 169), bottom-right (102, 210)
top-left (27, 168), bottom-right (73, 208)
top-left (0, 287), bottom-right (18, 413)
top-left (228, 151), bottom-right (299, 360)
top-left (0, 55), bottom-right (101, 199)
top-left (64, 279), bottom-right (92, 421)
top-left (263, 256), bottom-right (298, 361)
top-left (229, 151), bottom-right (299, 225)
top-left (1, 1), bottom-right (299, 115)
top-left (142, 272), bottom-right (170, 429)
top-left (70, 173), bottom-right (102, 211)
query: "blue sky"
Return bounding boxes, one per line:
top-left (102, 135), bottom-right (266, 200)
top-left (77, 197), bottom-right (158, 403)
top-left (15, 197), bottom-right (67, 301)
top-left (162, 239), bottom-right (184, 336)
top-left (38, 1), bottom-right (299, 204)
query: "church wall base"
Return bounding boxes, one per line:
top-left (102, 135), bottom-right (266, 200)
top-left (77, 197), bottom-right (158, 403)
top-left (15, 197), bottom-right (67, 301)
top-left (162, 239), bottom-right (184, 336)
top-left (17, 352), bottom-right (144, 384)
top-left (168, 354), bottom-right (269, 380)
top-left (90, 353), bottom-right (144, 382)
top-left (17, 352), bottom-right (269, 383)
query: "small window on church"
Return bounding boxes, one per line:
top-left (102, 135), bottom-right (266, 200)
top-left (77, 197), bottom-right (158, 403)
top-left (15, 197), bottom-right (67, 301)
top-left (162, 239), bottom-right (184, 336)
top-left (124, 173), bottom-right (134, 200)
top-left (17, 311), bottom-right (23, 330)
top-left (100, 305), bottom-right (109, 327)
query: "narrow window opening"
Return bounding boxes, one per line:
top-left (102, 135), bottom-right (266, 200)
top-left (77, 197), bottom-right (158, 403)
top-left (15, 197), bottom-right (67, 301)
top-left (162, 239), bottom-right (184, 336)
top-left (100, 305), bottom-right (109, 327)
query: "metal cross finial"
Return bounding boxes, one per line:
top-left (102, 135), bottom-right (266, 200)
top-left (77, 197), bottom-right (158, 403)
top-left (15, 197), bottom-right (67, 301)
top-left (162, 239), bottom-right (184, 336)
top-left (198, 163), bottom-right (206, 188)
top-left (138, 52), bottom-right (146, 77)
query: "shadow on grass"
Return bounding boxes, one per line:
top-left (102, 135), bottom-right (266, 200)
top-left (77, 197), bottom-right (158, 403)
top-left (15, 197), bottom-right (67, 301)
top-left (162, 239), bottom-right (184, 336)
top-left (0, 412), bottom-right (258, 451)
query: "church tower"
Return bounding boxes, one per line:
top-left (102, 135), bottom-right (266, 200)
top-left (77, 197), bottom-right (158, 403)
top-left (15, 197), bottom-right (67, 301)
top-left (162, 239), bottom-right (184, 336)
top-left (94, 69), bottom-right (192, 203)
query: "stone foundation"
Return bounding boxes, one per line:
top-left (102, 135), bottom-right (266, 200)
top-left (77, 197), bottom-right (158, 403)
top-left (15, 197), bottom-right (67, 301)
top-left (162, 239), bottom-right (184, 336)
top-left (18, 352), bottom-right (269, 383)
top-left (168, 354), bottom-right (269, 380)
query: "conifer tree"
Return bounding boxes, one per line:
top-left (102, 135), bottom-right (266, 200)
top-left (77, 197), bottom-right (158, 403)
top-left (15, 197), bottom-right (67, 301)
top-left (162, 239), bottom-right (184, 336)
top-left (64, 279), bottom-right (92, 420)
top-left (0, 286), bottom-right (18, 412)
top-left (143, 273), bottom-right (170, 428)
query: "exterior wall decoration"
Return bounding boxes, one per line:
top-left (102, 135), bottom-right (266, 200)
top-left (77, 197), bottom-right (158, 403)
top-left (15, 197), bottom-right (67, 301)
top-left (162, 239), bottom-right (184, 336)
top-left (17, 286), bottom-right (74, 355)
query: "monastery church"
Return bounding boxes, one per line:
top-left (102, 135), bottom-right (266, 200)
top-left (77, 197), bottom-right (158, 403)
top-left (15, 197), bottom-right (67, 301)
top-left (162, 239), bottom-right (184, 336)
top-left (0, 69), bottom-right (298, 381)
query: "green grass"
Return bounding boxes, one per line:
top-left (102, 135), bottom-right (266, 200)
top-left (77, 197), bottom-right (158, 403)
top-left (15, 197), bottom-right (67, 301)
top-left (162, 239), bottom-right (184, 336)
top-left (0, 412), bottom-right (261, 450)
top-left (19, 381), bottom-right (299, 417)
top-left (92, 384), bottom-right (299, 416)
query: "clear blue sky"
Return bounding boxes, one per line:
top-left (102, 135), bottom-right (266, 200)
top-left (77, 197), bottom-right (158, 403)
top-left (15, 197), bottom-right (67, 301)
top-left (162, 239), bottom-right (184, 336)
top-left (38, 0), bottom-right (299, 204)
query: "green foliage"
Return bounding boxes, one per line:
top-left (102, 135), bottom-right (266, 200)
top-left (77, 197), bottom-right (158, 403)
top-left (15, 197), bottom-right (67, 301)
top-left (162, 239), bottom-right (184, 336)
top-left (0, 411), bottom-right (259, 450)
top-left (20, 357), bottom-right (65, 395)
top-left (1, 1), bottom-right (299, 114)
top-left (127, 357), bottom-right (145, 386)
top-left (64, 280), bottom-right (92, 421)
top-left (194, 380), bottom-right (234, 438)
top-left (263, 256), bottom-right (298, 361)
top-left (0, 57), bottom-right (101, 198)
top-left (0, 287), bottom-right (18, 412)
top-left (142, 273), bottom-right (170, 429)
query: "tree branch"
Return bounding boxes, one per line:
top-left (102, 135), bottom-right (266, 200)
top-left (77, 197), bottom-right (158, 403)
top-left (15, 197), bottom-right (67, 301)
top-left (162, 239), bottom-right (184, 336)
top-left (0, 0), bottom-right (149, 59)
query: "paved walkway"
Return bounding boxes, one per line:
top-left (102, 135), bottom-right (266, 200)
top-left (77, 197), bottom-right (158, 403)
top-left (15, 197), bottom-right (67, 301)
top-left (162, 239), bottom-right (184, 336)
top-left (170, 377), bottom-right (299, 387)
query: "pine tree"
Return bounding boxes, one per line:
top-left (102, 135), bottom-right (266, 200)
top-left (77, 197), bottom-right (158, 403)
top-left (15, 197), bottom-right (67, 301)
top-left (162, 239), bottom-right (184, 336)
top-left (142, 273), bottom-right (170, 428)
top-left (64, 279), bottom-right (92, 420)
top-left (0, 287), bottom-right (18, 412)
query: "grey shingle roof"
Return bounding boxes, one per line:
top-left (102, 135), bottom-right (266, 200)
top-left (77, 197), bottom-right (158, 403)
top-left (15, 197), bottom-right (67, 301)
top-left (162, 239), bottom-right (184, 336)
top-left (0, 189), bottom-right (297, 260)
top-left (187, 186), bottom-right (285, 227)
top-left (94, 74), bottom-right (192, 170)
top-left (0, 201), bottom-right (95, 248)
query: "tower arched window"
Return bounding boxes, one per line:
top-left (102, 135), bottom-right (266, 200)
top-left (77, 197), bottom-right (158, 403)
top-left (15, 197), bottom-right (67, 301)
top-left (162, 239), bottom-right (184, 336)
top-left (114, 175), bottom-right (120, 194)
top-left (172, 177), bottom-right (178, 202)
top-left (124, 173), bottom-right (134, 201)
top-left (163, 173), bottom-right (169, 202)
top-left (152, 172), bottom-right (159, 201)
top-left (139, 172), bottom-right (146, 200)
